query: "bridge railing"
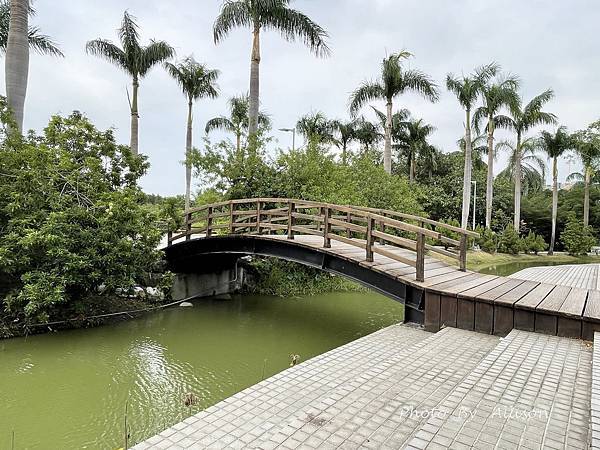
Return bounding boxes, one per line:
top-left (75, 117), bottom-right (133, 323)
top-left (168, 198), bottom-right (478, 282)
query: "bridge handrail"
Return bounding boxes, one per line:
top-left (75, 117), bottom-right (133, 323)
top-left (168, 198), bottom-right (478, 281)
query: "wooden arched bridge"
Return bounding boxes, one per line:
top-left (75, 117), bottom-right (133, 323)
top-left (166, 198), bottom-right (600, 340)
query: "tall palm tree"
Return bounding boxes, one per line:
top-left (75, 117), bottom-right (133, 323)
top-left (506, 90), bottom-right (556, 230)
top-left (473, 73), bottom-right (520, 228)
top-left (331, 119), bottom-right (357, 165)
top-left (446, 64), bottom-right (497, 229)
top-left (5, 0), bottom-right (29, 132)
top-left (539, 126), bottom-right (572, 254)
top-left (497, 137), bottom-right (547, 196)
top-left (86, 11), bottom-right (174, 155)
top-left (570, 127), bottom-right (600, 226)
top-left (296, 111), bottom-right (336, 147)
top-left (0, 1), bottom-right (63, 56)
top-left (165, 57), bottom-right (220, 211)
top-left (394, 118), bottom-right (436, 182)
top-left (205, 94), bottom-right (271, 155)
top-left (349, 51), bottom-right (439, 174)
top-left (213, 0), bottom-right (329, 139)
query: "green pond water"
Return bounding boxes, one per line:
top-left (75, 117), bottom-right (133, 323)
top-left (0, 291), bottom-right (403, 449)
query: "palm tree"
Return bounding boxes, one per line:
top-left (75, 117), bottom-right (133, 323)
top-left (86, 11), bottom-right (174, 155)
top-left (5, 0), bottom-right (28, 132)
top-left (349, 51), bottom-right (439, 174)
top-left (354, 117), bottom-right (382, 154)
top-left (539, 126), bottom-right (572, 254)
top-left (331, 119), bottom-right (357, 165)
top-left (165, 57), bottom-right (220, 211)
top-left (497, 137), bottom-right (546, 196)
top-left (446, 64), bottom-right (497, 229)
top-left (570, 126), bottom-right (600, 226)
top-left (213, 0), bottom-right (329, 139)
top-left (395, 118), bottom-right (435, 182)
top-left (205, 94), bottom-right (271, 155)
top-left (0, 1), bottom-right (63, 56)
top-left (296, 111), bottom-right (336, 147)
top-left (506, 89), bottom-right (557, 230)
top-left (473, 73), bottom-right (520, 228)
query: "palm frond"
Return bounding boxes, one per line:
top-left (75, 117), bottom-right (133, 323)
top-left (85, 39), bottom-right (127, 71)
top-left (403, 69), bottom-right (439, 102)
top-left (267, 5), bottom-right (331, 57)
top-left (27, 26), bottom-right (63, 57)
top-left (119, 11), bottom-right (141, 55)
top-left (348, 81), bottom-right (384, 116)
top-left (138, 40), bottom-right (174, 76)
top-left (205, 116), bottom-right (236, 134)
top-left (213, 0), bottom-right (252, 43)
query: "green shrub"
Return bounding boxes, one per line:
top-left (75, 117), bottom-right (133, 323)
top-left (437, 218), bottom-right (461, 250)
top-left (498, 224), bottom-right (522, 254)
top-left (475, 226), bottom-right (498, 253)
top-left (521, 231), bottom-right (548, 255)
top-left (561, 213), bottom-right (597, 255)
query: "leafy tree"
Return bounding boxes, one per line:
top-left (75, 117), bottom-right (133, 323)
top-left (353, 117), bottom-right (382, 154)
top-left (497, 137), bottom-right (546, 202)
top-left (570, 121), bottom-right (600, 226)
top-left (5, 0), bottom-right (28, 132)
top-left (505, 89), bottom-right (557, 230)
top-left (0, 108), bottom-right (166, 323)
top-left (205, 94), bottom-right (271, 155)
top-left (521, 231), bottom-right (547, 255)
top-left (86, 11), bottom-right (174, 155)
top-left (164, 57), bottom-right (220, 210)
top-left (213, 0), bottom-right (329, 138)
top-left (349, 51), bottom-right (439, 174)
top-left (0, 0), bottom-right (63, 56)
top-left (498, 224), bottom-right (522, 254)
top-left (475, 226), bottom-right (499, 253)
top-left (561, 213), bottom-right (596, 255)
top-left (446, 63), bottom-right (497, 228)
top-left (538, 126), bottom-right (572, 254)
top-left (473, 72), bottom-right (519, 228)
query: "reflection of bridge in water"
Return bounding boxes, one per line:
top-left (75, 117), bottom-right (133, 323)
top-left (133, 198), bottom-right (600, 449)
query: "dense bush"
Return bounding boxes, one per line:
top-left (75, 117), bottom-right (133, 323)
top-left (475, 226), bottom-right (499, 253)
top-left (561, 214), bottom-right (597, 255)
top-left (521, 231), bottom-right (548, 255)
top-left (498, 224), bottom-right (522, 254)
top-left (0, 109), bottom-right (169, 322)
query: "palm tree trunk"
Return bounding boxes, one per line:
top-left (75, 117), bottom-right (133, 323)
top-left (342, 142), bottom-right (347, 165)
top-left (461, 109), bottom-right (472, 229)
top-left (485, 120), bottom-right (494, 229)
top-left (248, 23), bottom-right (260, 140)
top-left (383, 100), bottom-right (393, 174)
top-left (236, 131), bottom-right (241, 156)
top-left (130, 75), bottom-right (139, 155)
top-left (5, 0), bottom-right (29, 132)
top-left (409, 151), bottom-right (415, 182)
top-left (584, 167), bottom-right (591, 226)
top-left (549, 156), bottom-right (558, 255)
top-left (185, 100), bottom-right (193, 211)
top-left (513, 132), bottom-right (522, 231)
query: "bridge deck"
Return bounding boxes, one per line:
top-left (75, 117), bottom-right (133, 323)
top-left (247, 235), bottom-right (600, 340)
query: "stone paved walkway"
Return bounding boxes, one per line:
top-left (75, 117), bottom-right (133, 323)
top-left (133, 326), bottom-right (593, 450)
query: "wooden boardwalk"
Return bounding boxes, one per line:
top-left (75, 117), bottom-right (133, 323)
top-left (255, 235), bottom-right (600, 340)
top-left (510, 263), bottom-right (600, 290)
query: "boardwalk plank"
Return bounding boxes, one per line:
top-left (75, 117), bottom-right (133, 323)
top-left (494, 280), bottom-right (539, 306)
top-left (584, 290), bottom-right (600, 322)
top-left (458, 277), bottom-right (513, 299)
top-left (436, 274), bottom-right (498, 295)
top-left (558, 288), bottom-right (588, 317)
top-left (476, 279), bottom-right (525, 303)
top-left (537, 285), bottom-right (572, 313)
top-left (514, 284), bottom-right (555, 311)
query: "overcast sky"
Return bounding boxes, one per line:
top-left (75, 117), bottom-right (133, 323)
top-left (6, 0), bottom-right (600, 196)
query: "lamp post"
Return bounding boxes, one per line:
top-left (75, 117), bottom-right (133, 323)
top-left (471, 180), bottom-right (477, 230)
top-left (279, 128), bottom-right (296, 151)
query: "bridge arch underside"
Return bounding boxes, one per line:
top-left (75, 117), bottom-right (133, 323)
top-left (164, 236), bottom-right (425, 324)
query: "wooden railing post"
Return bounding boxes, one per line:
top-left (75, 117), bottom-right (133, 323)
top-left (206, 206), bottom-right (213, 237)
top-left (167, 230), bottom-right (172, 247)
top-left (287, 201), bottom-right (295, 240)
top-left (346, 211), bottom-right (352, 238)
top-left (366, 216), bottom-right (375, 262)
top-left (378, 220), bottom-right (385, 244)
top-left (256, 200), bottom-right (262, 235)
top-left (229, 202), bottom-right (234, 234)
top-left (185, 211), bottom-right (192, 241)
top-left (459, 234), bottom-right (467, 271)
top-left (416, 231), bottom-right (425, 282)
top-left (323, 206), bottom-right (331, 248)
